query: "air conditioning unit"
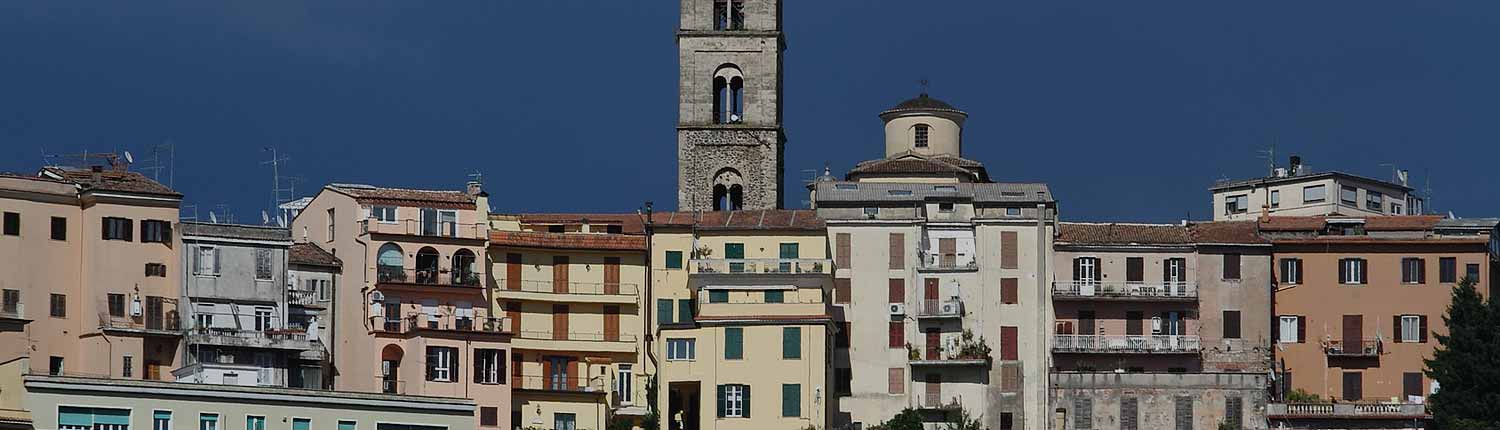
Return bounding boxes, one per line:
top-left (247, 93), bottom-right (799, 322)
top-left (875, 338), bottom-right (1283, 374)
top-left (888, 303), bottom-right (905, 315)
top-left (940, 302), bottom-right (959, 315)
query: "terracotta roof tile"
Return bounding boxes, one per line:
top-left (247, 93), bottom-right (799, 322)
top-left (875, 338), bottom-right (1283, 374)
top-left (490, 230), bottom-right (646, 251)
top-left (327, 184), bottom-right (474, 209)
top-left (517, 213), bottom-right (645, 234)
top-left (649, 210), bottom-right (824, 231)
top-left (39, 167), bottom-right (179, 197)
top-left (847, 153), bottom-right (988, 181)
top-left (1057, 223), bottom-right (1192, 245)
top-left (289, 242), bottom-right (342, 267)
top-left (1187, 221), bottom-right (1268, 244)
top-left (1258, 215), bottom-right (1443, 232)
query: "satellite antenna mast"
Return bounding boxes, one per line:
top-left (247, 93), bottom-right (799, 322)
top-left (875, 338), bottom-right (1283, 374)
top-left (261, 147), bottom-right (295, 218)
top-left (137, 142), bottom-right (175, 187)
top-left (1257, 145), bottom-right (1277, 176)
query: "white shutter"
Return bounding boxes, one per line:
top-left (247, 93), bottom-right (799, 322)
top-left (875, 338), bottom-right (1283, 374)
top-left (192, 246), bottom-right (202, 275)
top-left (213, 247), bottom-right (221, 275)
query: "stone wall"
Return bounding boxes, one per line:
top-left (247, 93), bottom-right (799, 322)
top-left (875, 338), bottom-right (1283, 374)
top-left (676, 127), bottom-right (783, 210)
top-left (1051, 372), bottom-right (1268, 430)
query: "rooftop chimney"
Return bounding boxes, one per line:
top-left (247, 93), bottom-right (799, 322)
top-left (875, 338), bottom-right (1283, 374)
top-left (465, 180), bottom-right (483, 197)
top-left (89, 165), bottom-right (103, 184)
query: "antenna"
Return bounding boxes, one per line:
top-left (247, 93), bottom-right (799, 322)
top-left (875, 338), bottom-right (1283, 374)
top-left (136, 142), bottom-right (176, 187)
top-left (918, 77), bottom-right (930, 94)
top-left (261, 210), bottom-right (271, 226)
top-left (261, 147), bottom-right (297, 219)
top-left (1257, 146), bottom-right (1276, 176)
top-left (180, 204), bottom-right (199, 222)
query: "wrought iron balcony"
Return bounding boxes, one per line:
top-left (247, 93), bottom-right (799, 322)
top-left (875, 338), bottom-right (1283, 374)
top-left (497, 279), bottom-right (640, 297)
top-left (99, 313), bottom-right (182, 336)
top-left (186, 327), bottom-right (317, 350)
top-left (1052, 281), bottom-right (1197, 300)
top-left (689, 258), bottom-right (831, 275)
top-left (1324, 338), bottom-right (1382, 357)
top-left (916, 299), bottom-right (964, 319)
top-left (512, 374), bottom-right (607, 393)
top-left (376, 314), bottom-right (509, 336)
top-left (375, 267), bottom-right (484, 288)
top-left (514, 330), bottom-right (638, 343)
top-left (1267, 402), bottom-right (1428, 419)
top-left (287, 289), bottom-right (326, 307)
top-left (359, 219), bottom-right (486, 240)
top-left (1052, 334), bottom-right (1201, 354)
top-left (916, 252), bottom-right (977, 271)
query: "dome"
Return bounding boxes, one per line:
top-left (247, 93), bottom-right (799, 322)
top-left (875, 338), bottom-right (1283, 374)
top-left (879, 93), bottom-right (968, 120)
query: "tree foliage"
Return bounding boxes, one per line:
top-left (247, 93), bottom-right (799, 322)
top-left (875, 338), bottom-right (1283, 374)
top-left (869, 407), bottom-right (988, 430)
top-left (1424, 277), bottom-right (1500, 430)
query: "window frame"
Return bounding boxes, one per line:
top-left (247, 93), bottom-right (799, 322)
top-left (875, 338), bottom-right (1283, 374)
top-left (1269, 190), bottom-right (1280, 208)
top-left (1340, 258), bottom-right (1367, 285)
top-left (665, 250), bottom-right (684, 270)
top-left (2, 212), bottom-right (17, 236)
top-left (50, 293), bottom-right (66, 318)
top-left (666, 338), bottom-right (697, 361)
top-left (913, 124), bottom-right (930, 148)
top-left (371, 206), bottom-right (398, 223)
top-left (724, 384), bottom-right (746, 418)
top-left (1302, 185), bottom-right (1327, 203)
top-left (50, 216), bottom-right (67, 241)
top-left (474, 349), bottom-right (502, 384)
top-left (1278, 316), bottom-right (1299, 343)
top-left (426, 346), bottom-right (457, 382)
top-left (1279, 258), bottom-right (1302, 285)
top-left (1366, 191), bottom-right (1383, 211)
top-left (1340, 186), bottom-right (1359, 206)
top-left (1223, 194), bottom-right (1248, 215)
top-left (254, 248), bottom-right (275, 281)
top-left (1400, 315), bottom-right (1421, 343)
top-left (1401, 258), bottom-right (1425, 284)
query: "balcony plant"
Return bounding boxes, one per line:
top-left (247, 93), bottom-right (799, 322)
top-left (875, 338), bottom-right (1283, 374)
top-left (953, 330), bottom-right (992, 360)
top-left (906, 343), bottom-right (920, 360)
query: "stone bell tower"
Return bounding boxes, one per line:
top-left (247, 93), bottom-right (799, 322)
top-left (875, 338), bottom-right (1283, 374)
top-left (676, 0), bottom-right (785, 211)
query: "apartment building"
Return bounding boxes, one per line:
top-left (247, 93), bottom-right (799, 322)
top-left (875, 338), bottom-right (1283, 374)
top-left (287, 241), bottom-right (342, 389)
top-left (175, 222), bottom-right (326, 388)
top-left (1210, 156), bottom-right (1423, 221)
top-left (649, 210), bottom-right (834, 430)
top-left (488, 214), bottom-right (648, 430)
top-left (1050, 221), bottom-right (1271, 430)
top-left (290, 181), bottom-right (510, 429)
top-left (0, 165), bottom-right (183, 381)
top-left (811, 94), bottom-right (1056, 430)
top-left (1265, 216), bottom-right (1489, 405)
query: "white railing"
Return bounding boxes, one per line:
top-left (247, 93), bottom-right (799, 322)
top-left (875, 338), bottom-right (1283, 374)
top-left (1268, 403), bottom-right (1427, 417)
top-left (690, 259), bottom-right (831, 275)
top-left (917, 299), bottom-right (963, 318)
top-left (1052, 335), bottom-right (1201, 353)
top-left (1052, 281), bottom-right (1197, 299)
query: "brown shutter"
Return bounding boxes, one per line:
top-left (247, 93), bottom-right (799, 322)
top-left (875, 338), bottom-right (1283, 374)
top-left (1393, 315), bottom-right (1402, 344)
top-left (889, 321), bottom-right (904, 348)
top-left (1223, 254), bottom-right (1241, 279)
top-left (924, 278), bottom-right (939, 300)
top-left (553, 304), bottom-right (569, 340)
top-left (1342, 315), bottom-right (1362, 350)
top-left (889, 233), bottom-right (905, 270)
top-left (925, 374), bottom-right (941, 406)
top-left (887, 368), bottom-right (903, 394)
top-left (1297, 316), bottom-right (1306, 344)
top-left (1126, 312), bottom-right (1143, 336)
top-left (506, 301), bottom-right (522, 334)
top-left (604, 305), bottom-right (620, 342)
top-left (836, 233), bottom-right (851, 268)
top-left (1000, 231), bottom-right (1018, 269)
top-left (604, 257), bottom-right (621, 295)
top-left (1000, 278), bottom-right (1018, 304)
top-left (1419, 315), bottom-right (1428, 343)
top-left (834, 279), bottom-right (851, 304)
top-left (1001, 365), bottom-right (1020, 391)
top-left (1223, 311), bottom-right (1241, 339)
top-left (506, 253), bottom-right (521, 291)
top-left (541, 358), bottom-right (551, 389)
top-left (925, 329), bottom-right (940, 360)
top-left (1403, 373), bottom-right (1423, 398)
top-left (1342, 372), bottom-right (1362, 401)
top-left (1126, 257), bottom-right (1143, 283)
top-left (1001, 326), bottom-right (1018, 360)
top-left (888, 279), bottom-right (904, 303)
top-left (1079, 311), bottom-right (1096, 335)
top-left (938, 238), bottom-right (956, 267)
top-left (553, 256), bottom-right (569, 293)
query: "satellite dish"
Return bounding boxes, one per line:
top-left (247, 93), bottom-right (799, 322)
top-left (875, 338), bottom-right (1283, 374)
top-left (123, 151), bottom-right (134, 164)
top-left (277, 216), bottom-right (287, 228)
top-left (262, 210), bottom-right (270, 225)
top-left (209, 211), bottom-right (218, 224)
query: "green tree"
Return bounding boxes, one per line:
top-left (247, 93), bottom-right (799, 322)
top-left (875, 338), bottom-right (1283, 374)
top-left (869, 408), bottom-right (923, 430)
top-left (1424, 277), bottom-right (1500, 430)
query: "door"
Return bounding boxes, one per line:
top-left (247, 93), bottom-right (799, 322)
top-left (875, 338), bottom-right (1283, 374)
top-left (1342, 315), bottom-right (1363, 353)
top-left (925, 374), bottom-right (942, 407)
top-left (924, 278), bottom-right (940, 314)
top-left (553, 256), bottom-right (569, 293)
top-left (420, 208), bottom-right (439, 236)
top-left (1164, 258), bottom-right (1186, 294)
top-left (779, 243), bottom-right (799, 273)
top-left (1078, 311), bottom-right (1096, 335)
top-left (925, 329), bottom-right (940, 360)
top-left (145, 361), bottom-right (162, 380)
top-left (145, 296), bottom-right (165, 330)
top-left (255, 353), bottom-right (274, 385)
top-left (381, 359), bottom-right (399, 393)
top-left (725, 243), bottom-right (745, 273)
top-left (616, 364), bottom-right (634, 405)
top-left (939, 238), bottom-right (956, 267)
top-left (1126, 311), bottom-right (1143, 336)
top-left (506, 253), bottom-right (522, 291)
top-left (604, 257), bottom-right (621, 294)
top-left (1342, 372), bottom-right (1363, 401)
top-left (554, 413), bottom-right (576, 430)
top-left (547, 356), bottom-right (571, 390)
top-left (553, 305), bottom-right (569, 340)
top-left (604, 305), bottom-right (620, 342)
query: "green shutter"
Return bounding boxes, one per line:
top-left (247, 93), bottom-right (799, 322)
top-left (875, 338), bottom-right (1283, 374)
top-left (710, 290), bottom-right (728, 303)
top-left (783, 383), bottom-right (801, 417)
top-left (765, 290), bottom-right (784, 303)
top-left (293, 418), bottom-right (311, 430)
top-left (725, 327), bottom-right (743, 359)
top-left (666, 251), bottom-right (683, 269)
top-left (742, 384), bottom-right (751, 418)
top-left (783, 327), bottom-right (801, 359)
top-left (724, 243), bottom-right (744, 259)
top-left (657, 299), bottom-right (674, 325)
top-left (59, 407), bottom-right (93, 427)
top-left (717, 385), bottom-right (727, 418)
top-left (678, 299), bottom-right (693, 323)
top-left (779, 243), bottom-right (799, 259)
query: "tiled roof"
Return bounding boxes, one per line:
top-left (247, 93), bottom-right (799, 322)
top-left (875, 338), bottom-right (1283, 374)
top-left (847, 153), bottom-right (988, 181)
top-left (1057, 223), bottom-right (1192, 245)
top-left (39, 167), bottom-right (180, 197)
top-left (489, 230), bottom-right (646, 251)
top-left (650, 210), bottom-right (825, 231)
top-left (517, 213), bottom-right (645, 234)
top-left (289, 242), bottom-right (341, 267)
top-left (880, 93), bottom-right (966, 118)
top-left (180, 222), bottom-right (292, 242)
top-left (1258, 216), bottom-right (1443, 232)
top-left (1188, 221), bottom-right (1268, 244)
top-left (327, 183), bottom-right (474, 209)
top-left (815, 181), bottom-right (1053, 204)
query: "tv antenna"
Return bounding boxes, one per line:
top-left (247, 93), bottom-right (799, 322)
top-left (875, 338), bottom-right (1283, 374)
top-left (261, 147), bottom-right (300, 218)
top-left (136, 142), bottom-right (176, 188)
top-left (1257, 145), bottom-right (1276, 176)
top-left (181, 204), bottom-right (199, 222)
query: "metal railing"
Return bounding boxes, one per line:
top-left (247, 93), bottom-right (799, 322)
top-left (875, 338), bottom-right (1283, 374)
top-left (1325, 338), bottom-right (1382, 357)
top-left (186, 326), bottom-right (314, 349)
top-left (375, 267), bottom-right (484, 287)
top-left (512, 375), bottom-right (607, 393)
top-left (498, 279), bottom-right (639, 296)
top-left (1268, 402), bottom-right (1427, 418)
top-left (286, 289), bottom-right (326, 306)
top-left (917, 253), bottom-right (977, 271)
top-left (1052, 335), bottom-right (1201, 353)
top-left (379, 378), bottom-right (406, 394)
top-left (1052, 281), bottom-right (1198, 299)
top-left (100, 313), bottom-right (182, 334)
top-left (515, 330), bottom-right (638, 343)
top-left (378, 314), bottom-right (509, 335)
top-left (690, 259), bottom-right (831, 275)
top-left (917, 299), bottom-right (963, 318)
top-left (359, 219), bottom-right (486, 240)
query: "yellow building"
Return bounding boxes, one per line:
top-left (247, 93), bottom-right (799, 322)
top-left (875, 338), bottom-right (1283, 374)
top-left (489, 214), bottom-right (650, 430)
top-left (648, 210), bottom-right (834, 430)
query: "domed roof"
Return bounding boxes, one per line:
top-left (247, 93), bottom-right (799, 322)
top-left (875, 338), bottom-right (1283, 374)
top-left (880, 93), bottom-right (967, 119)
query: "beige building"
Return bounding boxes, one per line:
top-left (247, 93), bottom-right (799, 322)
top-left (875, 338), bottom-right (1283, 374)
top-left (1210, 156), bottom-right (1422, 221)
top-left (649, 210), bottom-right (833, 430)
top-left (0, 165), bottom-right (184, 382)
top-left (488, 214), bottom-right (649, 430)
top-left (1050, 221), bottom-right (1272, 430)
top-left (290, 182), bottom-right (512, 429)
top-left (812, 94), bottom-right (1057, 430)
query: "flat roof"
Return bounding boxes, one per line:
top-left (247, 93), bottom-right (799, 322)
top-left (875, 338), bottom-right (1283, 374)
top-left (1210, 171), bottom-right (1413, 192)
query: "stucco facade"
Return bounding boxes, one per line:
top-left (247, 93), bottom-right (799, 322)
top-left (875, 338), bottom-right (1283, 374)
top-left (1210, 165), bottom-right (1421, 221)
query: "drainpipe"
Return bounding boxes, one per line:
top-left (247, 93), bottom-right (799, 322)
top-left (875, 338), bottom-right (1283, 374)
top-left (1034, 202), bottom-right (1051, 427)
top-left (642, 202), bottom-right (658, 369)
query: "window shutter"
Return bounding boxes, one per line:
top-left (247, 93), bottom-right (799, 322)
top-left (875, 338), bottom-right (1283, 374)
top-left (163, 222), bottom-right (172, 242)
top-left (1001, 326), bottom-right (1018, 360)
top-left (888, 279), bottom-right (903, 303)
top-left (101, 218), bottom-right (109, 240)
top-left (1223, 254), bottom-right (1240, 279)
top-left (1419, 315), bottom-right (1428, 343)
top-left (1359, 259), bottom-right (1368, 284)
top-left (835, 233), bottom-right (851, 269)
top-left (425, 349), bottom-right (438, 381)
top-left (1339, 259), bottom-right (1349, 283)
top-left (782, 384), bottom-right (800, 417)
top-left (140, 221), bottom-right (147, 242)
top-left (1392, 315), bottom-right (1402, 344)
top-left (1072, 258), bottom-right (1081, 281)
top-left (1223, 311), bottom-right (1241, 339)
top-left (888, 368), bottom-right (904, 394)
top-left (783, 327), bottom-right (801, 359)
top-left (742, 385), bottom-right (751, 418)
top-left (124, 219), bottom-right (133, 241)
top-left (835, 279), bottom-right (851, 304)
top-left (1419, 261), bottom-right (1426, 283)
top-left (678, 299), bottom-right (693, 324)
top-left (1000, 278), bottom-right (1018, 304)
top-left (725, 328), bottom-right (743, 360)
top-left (657, 299), bottom-right (673, 326)
top-left (473, 351), bottom-right (482, 383)
top-left (1000, 231), bottom-right (1018, 269)
top-left (1297, 316), bottom-right (1306, 344)
top-left (213, 248), bottom-right (221, 275)
top-left (889, 321), bottom-right (904, 348)
top-left (1126, 258), bottom-right (1143, 283)
top-left (716, 385), bottom-right (727, 418)
top-left (1271, 317), bottom-right (1279, 343)
top-left (889, 233), bottom-right (904, 270)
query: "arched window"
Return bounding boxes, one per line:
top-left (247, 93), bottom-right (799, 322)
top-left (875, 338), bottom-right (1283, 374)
top-left (377, 243), bottom-right (404, 282)
top-left (913, 124), bottom-right (931, 148)
top-left (714, 0), bottom-right (745, 30)
top-left (714, 66), bottom-right (745, 124)
top-left (712, 169), bottom-right (744, 211)
top-left (452, 249), bottom-right (478, 287)
top-left (415, 247), bottom-right (441, 285)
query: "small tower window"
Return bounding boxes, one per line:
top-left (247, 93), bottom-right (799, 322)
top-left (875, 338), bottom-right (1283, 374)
top-left (714, 0), bottom-right (746, 31)
top-left (712, 169), bottom-right (745, 211)
top-left (914, 124), bottom-right (930, 148)
top-left (713, 66), bottom-right (745, 124)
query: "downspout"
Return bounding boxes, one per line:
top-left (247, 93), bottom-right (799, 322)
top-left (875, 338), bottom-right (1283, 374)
top-left (643, 202), bottom-right (657, 370)
top-left (1034, 202), bottom-right (1050, 428)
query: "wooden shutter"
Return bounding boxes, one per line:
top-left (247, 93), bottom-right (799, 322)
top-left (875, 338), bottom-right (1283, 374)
top-left (101, 218), bottom-right (110, 240)
top-left (1000, 231), bottom-right (1018, 269)
top-left (924, 279), bottom-right (939, 301)
top-left (938, 238), bottom-right (956, 267)
top-left (782, 383), bottom-right (800, 418)
top-left (1403, 373), bottom-right (1422, 398)
top-left (604, 257), bottom-right (620, 295)
top-left (925, 374), bottom-right (941, 407)
top-left (1078, 311), bottom-right (1096, 335)
top-left (506, 253), bottom-right (521, 291)
top-left (1126, 257), bottom-right (1143, 283)
top-left (1339, 259), bottom-right (1349, 283)
top-left (552, 304), bottom-right (568, 340)
top-left (1001, 364), bottom-right (1020, 391)
top-left (888, 233), bottom-right (904, 270)
top-left (1072, 258), bottom-right (1082, 281)
top-left (604, 305), bottom-right (620, 342)
top-left (1121, 397), bottom-right (1138, 430)
top-left (925, 329), bottom-right (939, 360)
top-left (1225, 397), bottom-right (1243, 428)
top-left (552, 256), bottom-right (569, 293)
top-left (1342, 315), bottom-right (1362, 350)
top-left (1360, 259), bottom-right (1368, 284)
top-left (678, 299), bottom-right (693, 324)
top-left (1392, 315), bottom-right (1402, 344)
top-left (1001, 326), bottom-right (1018, 360)
top-left (888, 279), bottom-right (904, 303)
top-left (716, 385), bottom-right (727, 418)
top-left (1126, 312), bottom-right (1143, 336)
top-left (889, 321), bottom-right (904, 348)
top-left (656, 299), bottom-right (673, 326)
top-left (506, 301), bottom-right (521, 333)
top-left (836, 233), bottom-right (851, 268)
top-left (1223, 311), bottom-right (1241, 339)
top-left (1419, 315), bottom-right (1428, 343)
top-left (783, 327), bottom-right (801, 359)
top-left (1223, 253), bottom-right (1240, 280)
top-left (1000, 278), bottom-right (1018, 304)
top-left (834, 279), bottom-right (851, 304)
top-left (887, 368), bottom-right (903, 394)
top-left (725, 328), bottom-right (743, 359)
top-left (1342, 372), bottom-right (1362, 401)
top-left (1297, 316), bottom-right (1306, 344)
top-left (741, 385), bottom-right (751, 418)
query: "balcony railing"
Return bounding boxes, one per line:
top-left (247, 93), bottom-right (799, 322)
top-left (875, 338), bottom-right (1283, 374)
top-left (375, 267), bottom-right (484, 288)
top-left (1052, 335), bottom-right (1201, 353)
top-left (1325, 338), bottom-right (1382, 357)
top-left (690, 259), bottom-right (831, 275)
top-left (917, 253), bottom-right (977, 271)
top-left (498, 279), bottom-right (640, 296)
top-left (379, 378), bottom-right (406, 394)
top-left (100, 313), bottom-right (182, 335)
top-left (378, 314), bottom-right (509, 335)
top-left (1052, 281), bottom-right (1197, 299)
top-left (186, 327), bottom-right (315, 350)
top-left (359, 219), bottom-right (486, 240)
top-left (512, 375), bottom-right (607, 393)
top-left (515, 330), bottom-right (638, 343)
top-left (286, 289), bottom-right (326, 307)
top-left (1267, 403), bottom-right (1428, 418)
top-left (916, 299), bottom-right (963, 318)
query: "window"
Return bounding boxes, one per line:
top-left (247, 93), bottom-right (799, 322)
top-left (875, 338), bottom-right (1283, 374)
top-left (145, 263), bottom-right (167, 277)
top-left (782, 383), bottom-right (801, 417)
top-left (141, 220), bottom-right (171, 243)
top-left (247, 416), bottom-right (266, 430)
top-left (720, 384), bottom-right (748, 418)
top-left (1367, 191), bottom-right (1383, 211)
top-left (1466, 264), bottom-right (1480, 283)
top-left (1225, 396), bottom-right (1243, 429)
top-left (108, 293), bottom-right (126, 317)
top-left (1005, 207), bottom-right (1021, 217)
top-left (1173, 396), bottom-right (1193, 430)
top-left (1399, 315), bottom-right (1422, 343)
top-left (1401, 258), bottom-right (1425, 284)
top-left (834, 368), bottom-right (852, 396)
top-left (254, 308), bottom-right (273, 331)
top-left (712, 68), bottom-right (745, 124)
top-left (553, 413), bottom-right (576, 430)
top-left (1002, 412), bottom-right (1016, 430)
top-left (783, 327), bottom-right (801, 359)
top-left (713, 0), bottom-right (745, 30)
top-left (2, 289), bottom-right (18, 315)
top-left (1339, 258), bottom-right (1367, 285)
top-left (1001, 278), bottom-right (1018, 304)
top-left (1074, 257), bottom-right (1099, 284)
top-left (1222, 253), bottom-right (1241, 280)
top-left (371, 206), bottom-right (397, 222)
top-left (2, 212), bottom-right (17, 236)
top-left (292, 418), bottom-right (310, 430)
top-left (1126, 257), bottom-right (1144, 283)
top-left (200, 413), bottom-right (219, 430)
top-left (58, 406), bottom-right (130, 430)
top-left (1224, 194), bottom-right (1248, 215)
top-left (889, 321), bottom-right (904, 348)
top-left (316, 279), bottom-right (332, 301)
top-left (1434, 257), bottom-right (1458, 284)
top-left (51, 217), bottom-right (66, 240)
top-left (194, 246), bottom-right (219, 276)
top-left (835, 279), bottom-right (851, 304)
top-left (102, 217), bottom-right (133, 241)
top-left (913, 124), bottom-right (930, 148)
top-left (326, 208), bottom-right (335, 241)
top-left (1341, 186), bottom-right (1359, 205)
top-left (1223, 310), bottom-right (1241, 339)
top-left (724, 243), bottom-right (744, 272)
top-left (864, 207), bottom-right (880, 217)
top-left (50, 294), bottom-right (65, 318)
top-left (122, 355), bottom-right (132, 378)
top-left (196, 303), bottom-right (215, 329)
top-left (888, 368), bottom-right (905, 394)
top-left (1391, 202), bottom-right (1404, 214)
top-left (1303, 185), bottom-right (1326, 203)
top-left (1075, 398), bottom-right (1092, 429)
top-left (763, 290), bottom-right (784, 303)
top-left (1269, 190), bottom-right (1280, 208)
top-left (665, 251), bottom-right (683, 269)
top-left (474, 349), bottom-right (503, 384)
top-left (666, 338), bottom-right (696, 361)
top-left (426, 346), bottom-right (458, 382)
top-left (153, 411), bottom-right (171, 430)
top-left (709, 290), bottom-right (728, 303)
top-left (724, 327), bottom-right (743, 359)
top-left (250, 249), bottom-right (274, 280)
top-left (1278, 316), bottom-right (1300, 343)
top-left (1279, 258), bottom-right (1302, 284)
top-left (1403, 373), bottom-right (1423, 399)
top-left (48, 356), bottom-right (62, 375)
top-left (615, 364), bottom-right (634, 405)
top-left (938, 202), bottom-right (955, 213)
top-left (338, 421), bottom-right (356, 430)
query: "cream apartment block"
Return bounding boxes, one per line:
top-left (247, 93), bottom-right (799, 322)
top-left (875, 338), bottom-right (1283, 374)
top-left (488, 214), bottom-right (648, 430)
top-left (649, 210), bottom-right (834, 430)
top-left (1050, 221), bottom-right (1271, 430)
top-left (290, 181), bottom-right (507, 429)
top-left (1211, 156), bottom-right (1423, 221)
top-left (812, 94), bottom-right (1056, 430)
top-left (0, 165), bottom-right (184, 381)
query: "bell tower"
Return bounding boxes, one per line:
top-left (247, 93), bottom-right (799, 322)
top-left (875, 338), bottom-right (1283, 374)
top-left (676, 0), bottom-right (785, 211)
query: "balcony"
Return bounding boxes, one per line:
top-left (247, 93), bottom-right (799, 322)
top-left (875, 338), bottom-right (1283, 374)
top-left (1052, 281), bottom-right (1197, 301)
top-left (495, 279), bottom-right (639, 304)
top-left (512, 374), bottom-right (607, 394)
top-left (689, 259), bottom-right (831, 275)
top-left (375, 267), bottom-right (485, 289)
top-left (1052, 335), bottom-right (1201, 354)
top-left (0, 303), bottom-right (26, 322)
top-left (1267, 403), bottom-right (1428, 420)
top-left (359, 219), bottom-right (486, 240)
top-left (287, 289), bottom-right (326, 308)
top-left (100, 314), bottom-right (182, 337)
top-left (916, 299), bottom-right (964, 319)
top-left (186, 327), bottom-right (318, 351)
top-left (1324, 338), bottom-right (1382, 357)
top-left (377, 314), bottom-right (510, 337)
top-left (511, 330), bottom-right (637, 353)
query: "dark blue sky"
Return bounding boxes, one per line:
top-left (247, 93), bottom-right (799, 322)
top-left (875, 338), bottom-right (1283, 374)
top-left (3, 1), bottom-right (1497, 222)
